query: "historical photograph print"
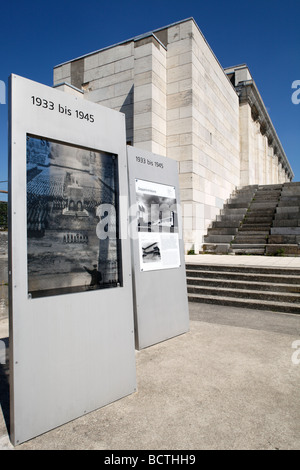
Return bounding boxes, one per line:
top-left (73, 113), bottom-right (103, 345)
top-left (135, 179), bottom-right (178, 233)
top-left (27, 135), bottom-right (121, 298)
top-left (141, 240), bottom-right (161, 263)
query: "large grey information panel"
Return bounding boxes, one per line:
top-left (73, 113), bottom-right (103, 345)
top-left (9, 75), bottom-right (136, 445)
top-left (127, 146), bottom-right (189, 350)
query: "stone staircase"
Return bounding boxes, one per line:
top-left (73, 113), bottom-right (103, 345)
top-left (203, 185), bottom-right (258, 254)
top-left (186, 263), bottom-right (300, 314)
top-left (203, 182), bottom-right (300, 256)
top-left (266, 182), bottom-right (300, 256)
top-left (231, 184), bottom-right (282, 255)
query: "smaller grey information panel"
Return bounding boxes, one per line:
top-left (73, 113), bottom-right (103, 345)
top-left (127, 147), bottom-right (189, 350)
top-left (9, 75), bottom-right (136, 445)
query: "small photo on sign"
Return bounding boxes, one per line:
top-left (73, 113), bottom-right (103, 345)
top-left (141, 241), bottom-right (161, 263)
top-left (26, 135), bottom-right (121, 298)
top-left (135, 179), bottom-right (178, 233)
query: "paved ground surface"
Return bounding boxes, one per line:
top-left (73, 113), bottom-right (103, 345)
top-left (1, 254), bottom-right (300, 450)
top-left (1, 301), bottom-right (300, 450)
top-left (185, 253), bottom-right (300, 269)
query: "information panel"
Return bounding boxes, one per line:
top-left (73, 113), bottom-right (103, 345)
top-left (127, 147), bottom-right (189, 350)
top-left (9, 75), bottom-right (136, 445)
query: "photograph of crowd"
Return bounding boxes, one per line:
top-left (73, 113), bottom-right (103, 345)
top-left (26, 135), bottom-right (121, 298)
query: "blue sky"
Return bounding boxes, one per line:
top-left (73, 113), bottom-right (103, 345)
top-left (0, 0), bottom-right (299, 200)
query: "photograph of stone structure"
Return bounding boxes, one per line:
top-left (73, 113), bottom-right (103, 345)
top-left (135, 179), bottom-right (177, 232)
top-left (53, 17), bottom-right (294, 254)
top-left (26, 135), bottom-right (120, 298)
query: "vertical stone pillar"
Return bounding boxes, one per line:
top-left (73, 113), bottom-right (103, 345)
top-left (166, 22), bottom-right (195, 251)
top-left (133, 36), bottom-right (167, 155)
top-left (273, 154), bottom-right (279, 183)
top-left (254, 121), bottom-right (260, 183)
top-left (263, 135), bottom-right (268, 184)
top-left (239, 102), bottom-right (252, 185)
top-left (278, 160), bottom-right (283, 183)
top-left (268, 147), bottom-right (272, 183)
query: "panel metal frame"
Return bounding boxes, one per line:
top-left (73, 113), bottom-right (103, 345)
top-left (9, 75), bottom-right (136, 445)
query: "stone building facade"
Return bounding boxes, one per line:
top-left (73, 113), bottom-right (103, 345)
top-left (53, 18), bottom-right (293, 252)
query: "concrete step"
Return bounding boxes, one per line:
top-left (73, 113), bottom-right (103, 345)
top-left (268, 235), bottom-right (300, 244)
top-left (203, 235), bottom-right (235, 243)
top-left (185, 266), bottom-right (300, 283)
top-left (187, 292), bottom-right (300, 314)
top-left (266, 244), bottom-right (300, 256)
top-left (230, 193), bottom-right (255, 200)
top-left (216, 214), bottom-right (245, 221)
top-left (247, 206), bottom-right (277, 212)
top-left (239, 225), bottom-right (271, 231)
top-left (212, 221), bottom-right (242, 228)
top-left (186, 276), bottom-right (300, 293)
top-left (279, 195), bottom-right (300, 200)
top-left (271, 227), bottom-right (300, 235)
top-left (242, 218), bottom-right (273, 225)
top-left (274, 213), bottom-right (300, 221)
top-left (252, 194), bottom-right (280, 205)
top-left (233, 236), bottom-right (268, 244)
top-left (244, 213), bottom-right (274, 219)
top-left (187, 284), bottom-right (300, 304)
top-left (254, 189), bottom-right (281, 193)
top-left (278, 198), bottom-right (300, 206)
top-left (252, 196), bottom-right (280, 202)
top-left (206, 228), bottom-right (238, 235)
top-left (235, 230), bottom-right (269, 236)
top-left (246, 211), bottom-right (276, 218)
top-left (258, 184), bottom-right (283, 190)
top-left (185, 263), bottom-right (300, 275)
top-left (272, 219), bottom-right (300, 227)
top-left (225, 204), bottom-right (250, 210)
top-left (201, 243), bottom-right (230, 254)
top-left (280, 191), bottom-right (300, 197)
top-left (221, 208), bottom-right (247, 216)
top-left (276, 206), bottom-right (300, 214)
top-left (230, 247), bottom-right (266, 255)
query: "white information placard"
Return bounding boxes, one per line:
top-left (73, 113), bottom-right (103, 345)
top-left (135, 179), bottom-right (181, 272)
top-left (9, 75), bottom-right (136, 445)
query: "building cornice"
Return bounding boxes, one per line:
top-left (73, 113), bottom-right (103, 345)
top-left (236, 80), bottom-right (294, 179)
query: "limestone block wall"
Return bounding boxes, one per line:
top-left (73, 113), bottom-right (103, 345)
top-left (54, 42), bottom-right (136, 144)
top-left (53, 18), bottom-right (292, 253)
top-left (165, 20), bottom-right (240, 251)
top-left (133, 37), bottom-right (167, 155)
top-left (53, 19), bottom-right (241, 253)
top-left (239, 100), bottom-right (291, 187)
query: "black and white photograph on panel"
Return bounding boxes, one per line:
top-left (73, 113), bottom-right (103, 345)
top-left (135, 179), bottom-right (181, 272)
top-left (141, 240), bottom-right (161, 263)
top-left (135, 178), bottom-right (177, 233)
top-left (26, 135), bottom-right (121, 298)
